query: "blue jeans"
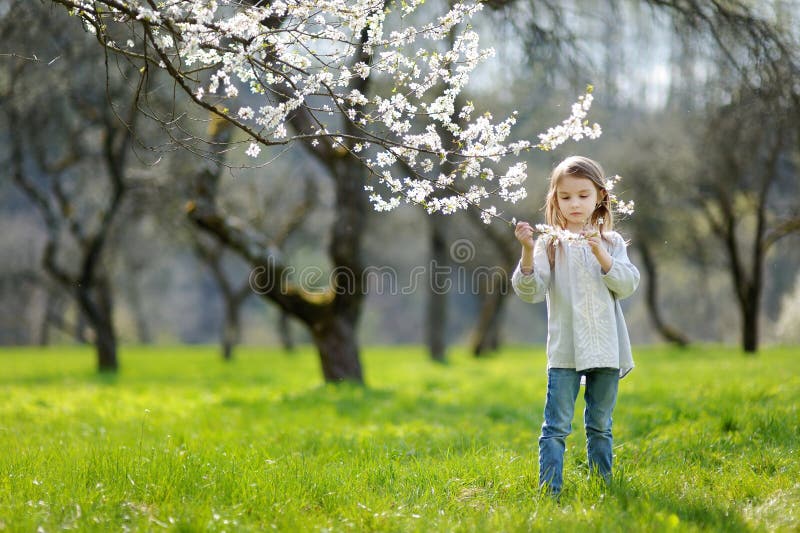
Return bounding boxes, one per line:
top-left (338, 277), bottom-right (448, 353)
top-left (539, 367), bottom-right (619, 495)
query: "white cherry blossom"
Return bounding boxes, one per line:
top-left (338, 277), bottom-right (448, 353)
top-left (50, 0), bottom-right (618, 224)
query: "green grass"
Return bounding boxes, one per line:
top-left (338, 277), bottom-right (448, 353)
top-left (0, 344), bottom-right (798, 532)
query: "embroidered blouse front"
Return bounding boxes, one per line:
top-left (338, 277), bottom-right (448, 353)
top-left (511, 231), bottom-right (640, 378)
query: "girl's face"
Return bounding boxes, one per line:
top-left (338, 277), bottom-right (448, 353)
top-left (556, 175), bottom-right (600, 231)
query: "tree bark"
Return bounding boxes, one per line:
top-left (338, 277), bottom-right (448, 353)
top-left (310, 313), bottom-right (363, 382)
top-left (317, 156), bottom-right (368, 382)
top-left (426, 215), bottom-right (448, 362)
top-left (278, 311), bottom-right (295, 352)
top-left (93, 321), bottom-right (118, 372)
top-left (472, 287), bottom-right (507, 356)
top-left (471, 258), bottom-right (511, 357)
top-left (76, 278), bottom-right (118, 372)
top-left (742, 297), bottom-right (759, 353)
top-left (219, 297), bottom-right (238, 361)
top-left (636, 240), bottom-right (690, 346)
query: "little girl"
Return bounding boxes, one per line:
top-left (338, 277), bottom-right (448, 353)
top-left (512, 155), bottom-right (640, 496)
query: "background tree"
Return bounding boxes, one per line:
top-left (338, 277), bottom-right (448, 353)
top-left (0, 2), bottom-right (152, 370)
top-left (183, 150), bottom-right (317, 361)
top-left (42, 0), bottom-right (595, 382)
top-left (472, 0), bottom-right (800, 352)
top-left (4, 0), bottom-right (799, 364)
top-left (694, 84), bottom-right (799, 352)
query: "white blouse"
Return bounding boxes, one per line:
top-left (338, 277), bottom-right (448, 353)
top-left (511, 231), bottom-right (640, 378)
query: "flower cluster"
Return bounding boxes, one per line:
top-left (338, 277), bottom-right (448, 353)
top-left (537, 91), bottom-right (602, 151)
top-left (58, 0), bottom-right (605, 224)
top-left (604, 174), bottom-right (635, 216)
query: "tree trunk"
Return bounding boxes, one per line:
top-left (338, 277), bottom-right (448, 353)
top-left (76, 280), bottom-right (119, 372)
top-left (222, 299), bottom-right (241, 361)
top-left (742, 303), bottom-right (758, 353)
top-left (318, 158), bottom-right (369, 382)
top-left (637, 240), bottom-right (690, 346)
top-left (426, 215), bottom-right (448, 362)
top-left (741, 282), bottom-right (760, 353)
top-left (310, 314), bottom-right (363, 383)
top-left (188, 152), bottom-right (368, 383)
top-left (186, 72), bottom-right (370, 383)
top-left (94, 320), bottom-right (118, 372)
top-left (472, 285), bottom-right (507, 356)
top-left (278, 310), bottom-right (295, 352)
top-left (37, 290), bottom-right (62, 346)
top-left (128, 285), bottom-right (153, 344)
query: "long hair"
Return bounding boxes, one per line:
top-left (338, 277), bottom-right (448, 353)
top-left (543, 156), bottom-right (614, 267)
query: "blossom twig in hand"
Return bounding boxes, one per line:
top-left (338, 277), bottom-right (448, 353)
top-left (533, 224), bottom-right (588, 246)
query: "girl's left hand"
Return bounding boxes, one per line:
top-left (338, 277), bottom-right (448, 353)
top-left (583, 232), bottom-right (613, 273)
top-left (584, 233), bottom-right (603, 256)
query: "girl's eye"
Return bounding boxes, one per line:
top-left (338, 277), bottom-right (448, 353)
top-left (580, 195), bottom-right (589, 198)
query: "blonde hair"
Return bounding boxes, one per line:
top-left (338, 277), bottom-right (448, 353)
top-left (543, 155), bottom-right (614, 266)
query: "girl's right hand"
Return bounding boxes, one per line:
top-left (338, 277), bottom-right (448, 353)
top-left (514, 221), bottom-right (535, 250)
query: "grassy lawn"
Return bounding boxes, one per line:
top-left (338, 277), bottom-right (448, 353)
top-left (0, 344), bottom-right (798, 532)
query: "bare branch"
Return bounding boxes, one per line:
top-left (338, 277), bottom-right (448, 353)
top-left (764, 217), bottom-right (800, 250)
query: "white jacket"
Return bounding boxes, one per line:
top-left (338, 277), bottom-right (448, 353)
top-left (511, 231), bottom-right (640, 378)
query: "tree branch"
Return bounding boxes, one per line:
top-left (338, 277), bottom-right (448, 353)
top-left (764, 217), bottom-right (800, 250)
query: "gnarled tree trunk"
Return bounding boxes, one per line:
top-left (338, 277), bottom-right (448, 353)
top-left (189, 120), bottom-right (368, 383)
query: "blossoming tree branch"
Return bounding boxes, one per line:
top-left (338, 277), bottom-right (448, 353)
top-left (51, 0), bottom-right (607, 225)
